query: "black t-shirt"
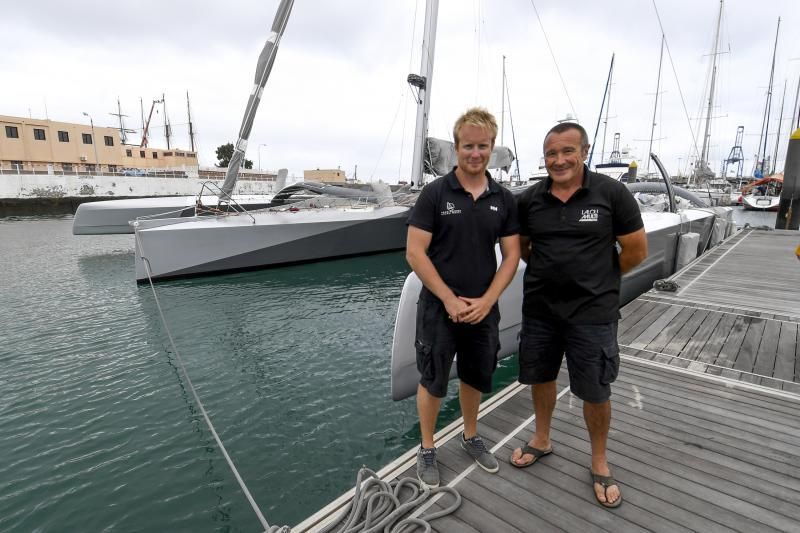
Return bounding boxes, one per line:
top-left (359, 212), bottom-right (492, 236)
top-left (517, 167), bottom-right (644, 323)
top-left (407, 170), bottom-right (520, 298)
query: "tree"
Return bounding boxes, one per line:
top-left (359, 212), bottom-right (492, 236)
top-left (215, 143), bottom-right (253, 169)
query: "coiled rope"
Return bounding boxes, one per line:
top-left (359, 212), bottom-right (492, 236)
top-left (319, 467), bottom-right (460, 533)
top-left (134, 227), bottom-right (284, 532)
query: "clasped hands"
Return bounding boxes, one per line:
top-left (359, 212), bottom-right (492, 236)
top-left (445, 295), bottom-right (492, 325)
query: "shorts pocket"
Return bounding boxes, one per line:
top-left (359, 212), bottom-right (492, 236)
top-left (415, 339), bottom-right (434, 382)
top-left (600, 344), bottom-right (620, 385)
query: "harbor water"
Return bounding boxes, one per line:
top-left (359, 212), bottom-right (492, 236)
top-left (0, 207), bottom-right (778, 531)
top-left (0, 215), bottom-right (519, 531)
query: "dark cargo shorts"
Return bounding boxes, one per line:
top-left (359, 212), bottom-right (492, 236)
top-left (518, 316), bottom-right (619, 403)
top-left (415, 291), bottom-right (500, 398)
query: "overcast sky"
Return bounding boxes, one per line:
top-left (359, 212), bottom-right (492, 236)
top-left (3, 0), bottom-right (799, 182)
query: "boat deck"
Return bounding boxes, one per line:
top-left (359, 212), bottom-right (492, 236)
top-left (296, 228), bottom-right (800, 532)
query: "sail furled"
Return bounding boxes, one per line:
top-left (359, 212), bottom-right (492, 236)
top-left (424, 137), bottom-right (515, 177)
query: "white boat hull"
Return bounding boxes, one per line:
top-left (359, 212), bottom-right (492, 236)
top-left (742, 194), bottom-right (780, 211)
top-left (72, 194), bottom-right (275, 235)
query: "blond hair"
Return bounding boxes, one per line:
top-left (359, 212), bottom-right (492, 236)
top-left (452, 107), bottom-right (498, 147)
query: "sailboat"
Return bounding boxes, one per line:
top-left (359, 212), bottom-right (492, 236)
top-left (133, 0), bottom-right (514, 282)
top-left (684, 0), bottom-right (729, 207)
top-left (71, 1), bottom-right (296, 236)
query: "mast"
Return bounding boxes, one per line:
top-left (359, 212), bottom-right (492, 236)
top-left (499, 55), bottom-right (506, 182)
top-left (600, 54), bottom-right (614, 164)
top-left (771, 79), bottom-right (787, 174)
top-left (218, 0), bottom-right (296, 198)
top-left (111, 97), bottom-right (129, 144)
top-left (163, 93), bottom-right (171, 150)
top-left (648, 37), bottom-right (665, 176)
top-left (187, 91), bottom-right (195, 152)
top-left (695, 0), bottom-right (723, 181)
top-left (756, 17), bottom-right (780, 177)
top-left (588, 53), bottom-right (614, 168)
top-left (409, 0), bottom-right (439, 187)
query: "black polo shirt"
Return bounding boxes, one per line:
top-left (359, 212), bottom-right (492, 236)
top-left (408, 170), bottom-right (519, 299)
top-left (517, 166), bottom-right (643, 323)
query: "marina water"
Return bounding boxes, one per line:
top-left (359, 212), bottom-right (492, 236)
top-left (0, 215), bottom-right (520, 531)
top-left (0, 208), bottom-right (775, 531)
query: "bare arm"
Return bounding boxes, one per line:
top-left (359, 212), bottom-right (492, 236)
top-left (459, 234), bottom-right (521, 324)
top-left (405, 225), bottom-right (468, 320)
top-left (617, 227), bottom-right (648, 274)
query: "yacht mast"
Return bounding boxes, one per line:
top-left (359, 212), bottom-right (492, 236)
top-left (600, 54), bottom-right (615, 165)
top-left (755, 17), bottom-right (780, 177)
top-left (499, 55), bottom-right (506, 182)
top-left (771, 79), bottom-right (788, 174)
top-left (648, 36), bottom-right (665, 177)
top-left (218, 0), bottom-right (295, 198)
top-left (409, 0), bottom-right (439, 187)
top-left (695, 0), bottom-right (723, 181)
top-left (187, 91), bottom-right (196, 153)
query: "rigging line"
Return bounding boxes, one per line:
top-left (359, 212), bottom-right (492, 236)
top-left (527, 0), bottom-right (577, 120)
top-left (400, 0), bottom-right (421, 179)
top-left (504, 69), bottom-right (522, 179)
top-left (651, 0), bottom-right (700, 162)
top-left (370, 95), bottom-right (407, 181)
top-left (133, 229), bottom-right (273, 532)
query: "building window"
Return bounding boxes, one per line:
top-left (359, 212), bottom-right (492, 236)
top-left (58, 130), bottom-right (69, 142)
top-left (104, 135), bottom-right (114, 147)
top-left (152, 152), bottom-right (158, 159)
top-left (62, 163), bottom-right (73, 172)
top-left (33, 128), bottom-right (46, 141)
top-left (5, 126), bottom-right (19, 138)
top-left (164, 151), bottom-right (173, 157)
top-left (139, 150), bottom-right (145, 158)
top-left (108, 165), bottom-right (117, 173)
top-left (87, 164), bottom-right (96, 172)
top-left (126, 149), bottom-right (132, 157)
top-left (187, 153), bottom-right (196, 158)
top-left (82, 133), bottom-right (93, 144)
top-left (11, 160), bottom-right (23, 171)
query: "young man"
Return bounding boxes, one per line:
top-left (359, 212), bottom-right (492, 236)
top-left (406, 107), bottom-right (520, 488)
top-left (511, 122), bottom-right (647, 508)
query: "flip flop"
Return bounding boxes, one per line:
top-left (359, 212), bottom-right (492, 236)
top-left (591, 471), bottom-right (623, 508)
top-left (509, 444), bottom-right (552, 468)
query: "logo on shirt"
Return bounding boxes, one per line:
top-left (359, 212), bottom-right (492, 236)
top-left (441, 201), bottom-right (462, 216)
top-left (579, 209), bottom-right (599, 222)
top-left (489, 205), bottom-right (498, 212)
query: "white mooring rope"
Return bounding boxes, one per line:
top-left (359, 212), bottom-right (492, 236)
top-left (134, 227), bottom-right (282, 532)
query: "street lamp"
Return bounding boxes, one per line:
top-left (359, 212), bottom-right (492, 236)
top-left (82, 112), bottom-right (100, 173)
top-left (258, 143), bottom-right (268, 171)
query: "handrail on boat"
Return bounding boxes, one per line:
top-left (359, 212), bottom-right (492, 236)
top-left (196, 181), bottom-right (257, 224)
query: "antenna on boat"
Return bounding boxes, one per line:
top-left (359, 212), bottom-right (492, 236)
top-left (408, 0), bottom-right (439, 187)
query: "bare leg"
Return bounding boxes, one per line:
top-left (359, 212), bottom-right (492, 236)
top-left (417, 384), bottom-right (442, 449)
top-left (511, 381), bottom-right (556, 465)
top-left (459, 381), bottom-right (482, 439)
top-left (584, 399), bottom-right (620, 505)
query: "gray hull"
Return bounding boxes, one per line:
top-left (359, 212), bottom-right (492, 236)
top-left (134, 205), bottom-right (410, 281)
top-left (72, 194), bottom-right (275, 235)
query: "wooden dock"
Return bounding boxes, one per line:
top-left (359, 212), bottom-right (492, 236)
top-left (296, 228), bottom-right (800, 532)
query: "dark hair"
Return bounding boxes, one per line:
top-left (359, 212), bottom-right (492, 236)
top-left (544, 122), bottom-right (589, 150)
